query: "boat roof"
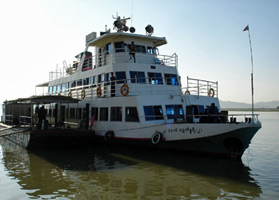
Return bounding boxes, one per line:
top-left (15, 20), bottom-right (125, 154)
top-left (5, 95), bottom-right (80, 104)
top-left (87, 32), bottom-right (167, 47)
top-left (36, 82), bottom-right (49, 87)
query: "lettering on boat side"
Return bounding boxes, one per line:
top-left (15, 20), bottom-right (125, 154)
top-left (167, 127), bottom-right (203, 134)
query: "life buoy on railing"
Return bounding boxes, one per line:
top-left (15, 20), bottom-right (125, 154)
top-left (151, 132), bottom-right (163, 145)
top-left (120, 83), bottom-right (129, 96)
top-left (208, 88), bottom-right (215, 97)
top-left (68, 91), bottom-right (72, 97)
top-left (97, 86), bottom-right (102, 98)
top-left (185, 90), bottom-right (190, 95)
top-left (81, 89), bottom-right (86, 99)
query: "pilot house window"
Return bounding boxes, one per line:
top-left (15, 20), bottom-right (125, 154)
top-left (130, 71), bottom-right (146, 84)
top-left (115, 42), bottom-right (126, 52)
top-left (165, 74), bottom-right (179, 86)
top-left (148, 72), bottom-right (163, 85)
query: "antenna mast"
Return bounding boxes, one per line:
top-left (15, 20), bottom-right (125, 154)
top-left (243, 25), bottom-right (255, 121)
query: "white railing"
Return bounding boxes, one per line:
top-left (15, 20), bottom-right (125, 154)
top-left (49, 52), bottom-right (178, 82)
top-left (43, 77), bottom-right (181, 99)
top-left (182, 77), bottom-right (218, 97)
top-left (184, 113), bottom-right (260, 124)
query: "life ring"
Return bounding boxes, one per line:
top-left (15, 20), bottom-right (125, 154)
top-left (185, 90), bottom-right (190, 95)
top-left (68, 91), bottom-right (72, 97)
top-left (120, 83), bottom-right (129, 96)
top-left (104, 131), bottom-right (114, 142)
top-left (208, 88), bottom-right (215, 97)
top-left (96, 86), bottom-right (102, 98)
top-left (81, 89), bottom-right (86, 99)
top-left (151, 132), bottom-right (162, 145)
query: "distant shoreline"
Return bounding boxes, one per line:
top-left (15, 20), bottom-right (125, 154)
top-left (223, 108), bottom-right (279, 112)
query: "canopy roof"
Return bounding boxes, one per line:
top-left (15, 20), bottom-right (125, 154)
top-left (5, 95), bottom-right (80, 104)
top-left (87, 32), bottom-right (167, 47)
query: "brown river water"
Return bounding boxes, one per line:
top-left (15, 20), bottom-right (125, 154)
top-left (0, 111), bottom-right (278, 199)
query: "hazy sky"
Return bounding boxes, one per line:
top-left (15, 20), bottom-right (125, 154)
top-left (0, 0), bottom-right (278, 112)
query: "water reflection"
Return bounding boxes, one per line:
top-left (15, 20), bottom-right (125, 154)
top-left (0, 138), bottom-right (262, 200)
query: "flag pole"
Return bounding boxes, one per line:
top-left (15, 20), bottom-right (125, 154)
top-left (243, 25), bottom-right (254, 120)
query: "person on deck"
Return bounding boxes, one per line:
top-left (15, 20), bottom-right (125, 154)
top-left (38, 106), bottom-right (46, 129)
top-left (129, 41), bottom-right (136, 63)
top-left (208, 103), bottom-right (219, 123)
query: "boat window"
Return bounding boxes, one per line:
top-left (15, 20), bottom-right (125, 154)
top-left (82, 52), bottom-right (93, 71)
top-left (71, 81), bottom-right (76, 88)
top-left (148, 72), bottom-right (163, 85)
top-left (76, 108), bottom-right (82, 119)
top-left (147, 47), bottom-right (153, 54)
top-left (57, 85), bottom-right (61, 93)
top-left (83, 78), bottom-right (89, 85)
top-left (100, 73), bottom-right (109, 83)
top-left (70, 108), bottom-right (75, 119)
top-left (127, 44), bottom-right (146, 53)
top-left (125, 107), bottom-right (139, 122)
top-left (111, 107), bottom-right (122, 121)
top-left (62, 83), bottom-right (66, 93)
top-left (144, 105), bottom-right (164, 121)
top-left (77, 79), bottom-right (82, 86)
top-left (106, 43), bottom-right (112, 54)
top-left (115, 42), bottom-right (126, 53)
top-left (53, 85), bottom-right (57, 94)
top-left (136, 45), bottom-right (146, 53)
top-left (154, 48), bottom-right (159, 55)
top-left (164, 74), bottom-right (179, 85)
top-left (48, 86), bottom-right (52, 95)
top-left (166, 105), bottom-right (184, 120)
top-left (105, 73), bottom-right (110, 82)
top-left (91, 107), bottom-right (98, 121)
top-left (147, 47), bottom-right (158, 55)
top-left (115, 71), bottom-right (127, 84)
top-left (100, 107), bottom-right (108, 121)
top-left (98, 75), bottom-right (101, 83)
top-left (90, 76), bottom-right (96, 87)
top-left (130, 71), bottom-right (146, 84)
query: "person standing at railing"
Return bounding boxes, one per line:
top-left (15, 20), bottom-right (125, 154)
top-left (110, 72), bottom-right (116, 97)
top-left (38, 106), bottom-right (46, 129)
top-left (208, 103), bottom-right (220, 123)
top-left (129, 41), bottom-right (136, 63)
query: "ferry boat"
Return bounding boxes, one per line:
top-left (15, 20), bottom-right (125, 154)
top-left (1, 16), bottom-right (261, 158)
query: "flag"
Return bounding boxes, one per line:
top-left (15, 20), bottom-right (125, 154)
top-left (243, 25), bottom-right (249, 32)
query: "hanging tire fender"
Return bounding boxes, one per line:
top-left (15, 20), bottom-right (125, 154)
top-left (151, 132), bottom-right (163, 145)
top-left (104, 131), bottom-right (114, 142)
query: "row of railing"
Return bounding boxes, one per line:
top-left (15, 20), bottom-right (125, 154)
top-left (182, 77), bottom-right (218, 97)
top-left (49, 52), bottom-right (178, 81)
top-left (46, 77), bottom-right (182, 99)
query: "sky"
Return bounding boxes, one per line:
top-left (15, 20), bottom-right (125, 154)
top-left (0, 0), bottom-right (278, 116)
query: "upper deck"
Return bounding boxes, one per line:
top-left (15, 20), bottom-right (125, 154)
top-left (35, 16), bottom-right (217, 101)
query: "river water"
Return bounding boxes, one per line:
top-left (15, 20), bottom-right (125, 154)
top-left (0, 111), bottom-right (278, 200)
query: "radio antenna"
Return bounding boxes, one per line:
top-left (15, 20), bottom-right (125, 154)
top-left (131, 0), bottom-right (134, 27)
